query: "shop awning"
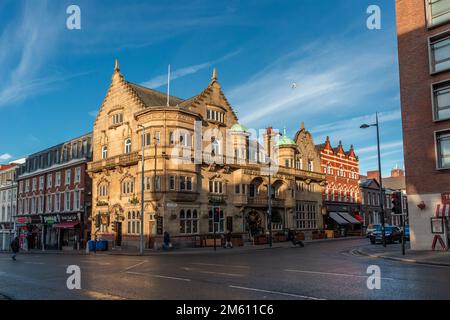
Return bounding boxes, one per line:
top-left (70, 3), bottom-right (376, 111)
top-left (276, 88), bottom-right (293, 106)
top-left (338, 212), bottom-right (362, 225)
top-left (329, 212), bottom-right (350, 226)
top-left (52, 222), bottom-right (79, 229)
top-left (354, 214), bottom-right (364, 222)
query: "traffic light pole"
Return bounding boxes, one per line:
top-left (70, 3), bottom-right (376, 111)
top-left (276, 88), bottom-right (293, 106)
top-left (213, 205), bottom-right (217, 252)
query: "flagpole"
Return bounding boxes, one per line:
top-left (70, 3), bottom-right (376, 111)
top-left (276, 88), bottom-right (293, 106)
top-left (167, 64), bottom-right (171, 107)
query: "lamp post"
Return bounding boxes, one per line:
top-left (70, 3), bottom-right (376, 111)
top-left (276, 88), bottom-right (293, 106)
top-left (360, 112), bottom-right (386, 247)
top-left (138, 125), bottom-right (145, 255)
top-left (266, 128), bottom-right (273, 247)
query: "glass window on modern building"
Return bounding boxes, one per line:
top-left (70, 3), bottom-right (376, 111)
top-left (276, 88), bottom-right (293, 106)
top-left (436, 130), bottom-right (450, 168)
top-left (433, 81), bottom-right (450, 120)
top-left (426, 0), bottom-right (450, 27)
top-left (430, 32), bottom-right (450, 73)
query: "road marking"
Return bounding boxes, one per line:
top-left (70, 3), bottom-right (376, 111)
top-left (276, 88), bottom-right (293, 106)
top-left (126, 271), bottom-right (191, 282)
top-left (190, 262), bottom-right (250, 269)
top-left (284, 269), bottom-right (394, 281)
top-left (80, 260), bottom-right (111, 266)
top-left (229, 285), bottom-right (324, 300)
top-left (181, 267), bottom-right (243, 277)
top-left (124, 260), bottom-right (146, 271)
top-left (24, 262), bottom-right (45, 265)
top-left (84, 290), bottom-right (125, 300)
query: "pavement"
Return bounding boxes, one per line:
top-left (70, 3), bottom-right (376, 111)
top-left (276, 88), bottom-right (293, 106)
top-left (356, 242), bottom-right (450, 267)
top-left (1, 237), bottom-right (450, 300)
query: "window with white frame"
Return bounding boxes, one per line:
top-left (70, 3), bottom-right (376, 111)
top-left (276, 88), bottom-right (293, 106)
top-left (124, 138), bottom-right (132, 154)
top-left (180, 176), bottom-right (193, 191)
top-left (74, 190), bottom-right (80, 210)
top-left (47, 174), bottom-right (52, 188)
top-left (127, 211), bottom-right (140, 235)
top-left (102, 145), bottom-right (108, 159)
top-left (55, 193), bottom-right (60, 212)
top-left (47, 194), bottom-right (52, 212)
top-left (111, 113), bottom-right (123, 125)
top-left (208, 208), bottom-right (224, 233)
top-left (426, 0), bottom-right (450, 27)
top-left (436, 130), bottom-right (450, 168)
top-left (154, 176), bottom-right (161, 191)
top-left (180, 209), bottom-right (198, 234)
top-left (179, 131), bottom-right (191, 147)
top-left (206, 108), bottom-right (225, 123)
top-left (32, 178), bottom-right (37, 191)
top-left (65, 170), bottom-right (71, 185)
top-left (295, 201), bottom-right (317, 229)
top-left (75, 167), bottom-right (81, 183)
top-left (308, 160), bottom-right (314, 171)
top-left (64, 191), bottom-right (70, 211)
top-left (56, 172), bottom-right (61, 187)
top-left (169, 176), bottom-right (176, 190)
top-left (98, 183), bottom-right (108, 197)
top-left (39, 176), bottom-right (44, 190)
top-left (122, 179), bottom-right (134, 195)
top-left (154, 131), bottom-right (160, 145)
top-left (209, 180), bottom-right (223, 194)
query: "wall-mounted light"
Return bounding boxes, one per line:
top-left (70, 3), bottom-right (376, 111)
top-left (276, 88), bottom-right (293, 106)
top-left (417, 201), bottom-right (426, 210)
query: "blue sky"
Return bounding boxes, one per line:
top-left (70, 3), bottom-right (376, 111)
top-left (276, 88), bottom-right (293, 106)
top-left (0, 0), bottom-right (402, 176)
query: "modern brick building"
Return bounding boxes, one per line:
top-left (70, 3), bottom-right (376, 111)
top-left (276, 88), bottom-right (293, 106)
top-left (16, 134), bottom-right (92, 250)
top-left (316, 137), bottom-right (362, 233)
top-left (396, 0), bottom-right (450, 250)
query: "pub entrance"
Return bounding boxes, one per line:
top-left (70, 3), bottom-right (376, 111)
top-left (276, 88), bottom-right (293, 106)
top-left (115, 221), bottom-right (122, 247)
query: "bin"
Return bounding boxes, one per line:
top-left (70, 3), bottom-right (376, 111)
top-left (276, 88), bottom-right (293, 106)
top-left (96, 240), bottom-right (108, 251)
top-left (87, 240), bottom-right (96, 252)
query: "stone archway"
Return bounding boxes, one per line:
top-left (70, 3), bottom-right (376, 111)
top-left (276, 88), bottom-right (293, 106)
top-left (245, 209), bottom-right (264, 237)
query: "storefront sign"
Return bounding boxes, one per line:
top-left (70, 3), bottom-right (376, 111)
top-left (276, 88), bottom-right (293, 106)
top-left (60, 214), bottom-right (78, 222)
top-left (43, 215), bottom-right (58, 224)
top-left (442, 192), bottom-right (450, 204)
top-left (16, 217), bottom-right (26, 224)
top-left (156, 216), bottom-right (163, 235)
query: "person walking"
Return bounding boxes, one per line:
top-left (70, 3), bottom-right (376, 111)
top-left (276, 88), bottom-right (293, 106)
top-left (288, 229), bottom-right (304, 248)
top-left (163, 231), bottom-right (172, 250)
top-left (224, 230), bottom-right (233, 248)
top-left (10, 236), bottom-right (20, 261)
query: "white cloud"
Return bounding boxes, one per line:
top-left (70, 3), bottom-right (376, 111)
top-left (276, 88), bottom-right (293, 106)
top-left (356, 140), bottom-right (404, 155)
top-left (141, 50), bottom-right (241, 89)
top-left (0, 153), bottom-right (12, 161)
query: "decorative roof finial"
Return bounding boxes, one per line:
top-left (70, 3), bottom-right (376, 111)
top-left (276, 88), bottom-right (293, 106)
top-left (350, 144), bottom-right (354, 149)
top-left (326, 136), bottom-right (330, 142)
top-left (301, 122), bottom-right (305, 130)
top-left (283, 127), bottom-right (287, 136)
top-left (339, 140), bottom-right (342, 145)
top-left (212, 67), bottom-right (217, 81)
top-left (114, 58), bottom-right (120, 72)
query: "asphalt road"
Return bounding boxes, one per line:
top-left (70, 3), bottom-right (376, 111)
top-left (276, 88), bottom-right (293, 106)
top-left (0, 238), bottom-right (449, 300)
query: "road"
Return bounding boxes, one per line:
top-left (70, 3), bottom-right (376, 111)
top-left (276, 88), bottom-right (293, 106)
top-left (0, 238), bottom-right (449, 300)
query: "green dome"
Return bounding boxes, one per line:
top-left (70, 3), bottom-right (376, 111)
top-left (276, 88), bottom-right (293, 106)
top-left (230, 123), bottom-right (248, 132)
top-left (276, 128), bottom-right (296, 147)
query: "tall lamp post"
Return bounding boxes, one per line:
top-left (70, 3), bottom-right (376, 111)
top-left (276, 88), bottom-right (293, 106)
top-left (266, 128), bottom-right (273, 248)
top-left (360, 112), bottom-right (386, 247)
top-left (138, 125), bottom-right (145, 255)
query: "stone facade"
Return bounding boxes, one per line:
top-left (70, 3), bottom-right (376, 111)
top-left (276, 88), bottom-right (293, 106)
top-left (88, 61), bottom-right (326, 249)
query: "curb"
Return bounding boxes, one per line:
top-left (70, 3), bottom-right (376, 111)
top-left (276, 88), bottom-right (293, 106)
top-left (0, 294), bottom-right (11, 300)
top-left (355, 249), bottom-right (450, 267)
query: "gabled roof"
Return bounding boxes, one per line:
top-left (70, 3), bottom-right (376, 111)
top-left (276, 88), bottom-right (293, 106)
top-left (359, 178), bottom-right (380, 189)
top-left (382, 176), bottom-right (406, 191)
top-left (127, 82), bottom-right (184, 107)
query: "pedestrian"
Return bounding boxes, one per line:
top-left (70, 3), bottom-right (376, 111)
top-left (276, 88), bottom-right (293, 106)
top-left (224, 230), bottom-right (233, 248)
top-left (163, 231), bottom-right (172, 250)
top-left (10, 236), bottom-right (20, 261)
top-left (288, 229), bottom-right (304, 248)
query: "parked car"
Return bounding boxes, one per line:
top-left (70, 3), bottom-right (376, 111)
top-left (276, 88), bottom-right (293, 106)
top-left (366, 224), bottom-right (381, 237)
top-left (369, 226), bottom-right (402, 244)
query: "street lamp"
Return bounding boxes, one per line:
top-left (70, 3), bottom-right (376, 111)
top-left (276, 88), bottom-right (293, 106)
top-left (360, 112), bottom-right (386, 247)
top-left (138, 125), bottom-right (145, 255)
top-left (266, 127), bottom-right (273, 248)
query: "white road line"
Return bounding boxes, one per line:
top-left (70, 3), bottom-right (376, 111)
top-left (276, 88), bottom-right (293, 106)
top-left (284, 269), bottom-right (394, 281)
top-left (126, 271), bottom-right (191, 282)
top-left (24, 262), bottom-right (44, 265)
top-left (229, 285), bottom-right (324, 300)
top-left (124, 260), bottom-right (146, 271)
top-left (191, 262), bottom-right (250, 269)
top-left (181, 267), bottom-right (243, 277)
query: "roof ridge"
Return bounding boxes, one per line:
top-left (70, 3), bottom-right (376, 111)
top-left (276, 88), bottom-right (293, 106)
top-left (127, 81), bottom-right (185, 102)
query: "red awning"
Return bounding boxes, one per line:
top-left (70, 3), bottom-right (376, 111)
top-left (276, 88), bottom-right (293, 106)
top-left (436, 204), bottom-right (450, 217)
top-left (354, 214), bottom-right (364, 222)
top-left (53, 222), bottom-right (80, 229)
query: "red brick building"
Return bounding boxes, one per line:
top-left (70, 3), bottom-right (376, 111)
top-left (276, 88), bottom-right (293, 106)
top-left (396, 0), bottom-right (450, 250)
top-left (316, 137), bottom-right (362, 232)
top-left (16, 133), bottom-right (92, 250)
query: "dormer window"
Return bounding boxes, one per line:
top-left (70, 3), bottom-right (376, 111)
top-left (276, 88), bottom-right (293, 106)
top-left (206, 108), bottom-right (225, 123)
top-left (111, 113), bottom-right (123, 125)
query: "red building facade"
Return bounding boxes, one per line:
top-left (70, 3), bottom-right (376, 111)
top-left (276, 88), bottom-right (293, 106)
top-left (316, 137), bottom-right (361, 230)
top-left (16, 133), bottom-right (92, 250)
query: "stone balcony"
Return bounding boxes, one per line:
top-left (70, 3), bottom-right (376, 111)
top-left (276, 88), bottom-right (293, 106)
top-left (89, 151), bottom-right (140, 173)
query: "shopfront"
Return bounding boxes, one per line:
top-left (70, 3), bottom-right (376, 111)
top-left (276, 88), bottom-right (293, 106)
top-left (16, 216), bottom-right (43, 250)
top-left (432, 203), bottom-right (450, 251)
top-left (53, 214), bottom-right (81, 250)
top-left (43, 215), bottom-right (59, 250)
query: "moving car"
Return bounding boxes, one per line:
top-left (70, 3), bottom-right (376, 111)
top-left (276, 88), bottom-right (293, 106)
top-left (369, 225), bottom-right (402, 244)
top-left (365, 224), bottom-right (381, 237)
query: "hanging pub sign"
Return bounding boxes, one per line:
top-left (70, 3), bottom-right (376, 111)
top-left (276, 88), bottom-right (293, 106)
top-left (156, 216), bottom-right (163, 235)
top-left (441, 192), bottom-right (450, 204)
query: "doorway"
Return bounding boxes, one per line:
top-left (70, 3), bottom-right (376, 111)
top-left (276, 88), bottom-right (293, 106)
top-left (115, 221), bottom-right (122, 247)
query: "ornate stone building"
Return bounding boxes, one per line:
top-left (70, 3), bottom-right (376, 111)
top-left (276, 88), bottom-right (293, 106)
top-left (88, 60), bottom-right (326, 248)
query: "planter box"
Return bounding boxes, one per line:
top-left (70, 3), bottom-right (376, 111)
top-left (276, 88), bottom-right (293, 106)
top-left (325, 230), bottom-right (334, 239)
top-left (204, 238), bottom-right (221, 247)
top-left (295, 232), bottom-right (305, 241)
top-left (254, 235), bottom-right (268, 245)
top-left (231, 237), bottom-right (243, 247)
top-left (274, 234), bottom-right (287, 242)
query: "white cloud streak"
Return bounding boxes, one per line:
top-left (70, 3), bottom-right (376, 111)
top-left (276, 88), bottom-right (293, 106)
top-left (0, 153), bottom-right (12, 161)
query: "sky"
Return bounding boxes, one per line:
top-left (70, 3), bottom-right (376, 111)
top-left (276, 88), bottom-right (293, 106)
top-left (0, 0), bottom-right (402, 176)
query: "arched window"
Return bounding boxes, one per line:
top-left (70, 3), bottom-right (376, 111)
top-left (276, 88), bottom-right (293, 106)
top-left (211, 138), bottom-right (220, 156)
top-left (101, 145), bottom-right (108, 159)
top-left (308, 160), bottom-right (313, 171)
top-left (124, 138), bottom-right (131, 154)
top-left (340, 166), bottom-right (344, 177)
top-left (122, 179), bottom-right (134, 195)
top-left (98, 183), bottom-right (109, 197)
